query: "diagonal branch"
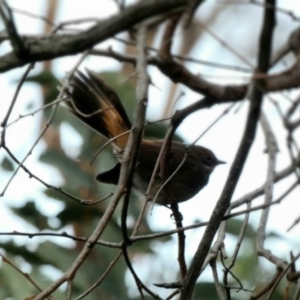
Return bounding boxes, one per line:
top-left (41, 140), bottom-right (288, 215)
top-left (91, 47), bottom-right (300, 102)
top-left (0, 0), bottom-right (28, 58)
top-left (0, 0), bottom-right (186, 72)
top-left (179, 1), bottom-right (276, 299)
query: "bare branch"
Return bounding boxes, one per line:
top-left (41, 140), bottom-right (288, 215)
top-left (0, 0), bottom-right (186, 72)
top-left (179, 1), bottom-right (276, 298)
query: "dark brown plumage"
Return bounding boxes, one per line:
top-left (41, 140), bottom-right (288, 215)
top-left (65, 70), bottom-right (225, 205)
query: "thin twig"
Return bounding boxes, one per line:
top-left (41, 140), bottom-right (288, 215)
top-left (0, 230), bottom-right (122, 248)
top-left (120, 24), bottom-right (161, 299)
top-left (256, 112), bottom-right (288, 270)
top-left (0, 253), bottom-right (55, 300)
top-left (179, 1), bottom-right (276, 298)
top-left (211, 260), bottom-right (226, 300)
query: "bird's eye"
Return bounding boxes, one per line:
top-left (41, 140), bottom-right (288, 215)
top-left (206, 155), bottom-right (212, 162)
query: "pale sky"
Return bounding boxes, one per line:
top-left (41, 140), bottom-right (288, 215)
top-left (1, 0), bottom-right (300, 287)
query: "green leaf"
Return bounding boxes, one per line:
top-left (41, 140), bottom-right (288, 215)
top-left (0, 241), bottom-right (52, 266)
top-left (24, 71), bottom-right (59, 105)
top-left (10, 201), bottom-right (50, 230)
top-left (1, 156), bottom-right (14, 171)
top-left (226, 218), bottom-right (256, 238)
top-left (39, 148), bottom-right (94, 188)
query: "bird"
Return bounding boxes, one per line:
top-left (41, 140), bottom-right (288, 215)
top-left (64, 69), bottom-right (225, 206)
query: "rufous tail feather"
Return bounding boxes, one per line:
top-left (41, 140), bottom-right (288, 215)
top-left (65, 69), bottom-right (131, 151)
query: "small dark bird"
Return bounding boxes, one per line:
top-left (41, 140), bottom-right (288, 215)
top-left (65, 69), bottom-right (225, 205)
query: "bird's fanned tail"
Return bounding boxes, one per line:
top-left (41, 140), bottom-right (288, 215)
top-left (65, 69), bottom-right (131, 152)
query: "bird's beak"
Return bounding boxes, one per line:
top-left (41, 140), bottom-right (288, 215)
top-left (217, 160), bottom-right (226, 165)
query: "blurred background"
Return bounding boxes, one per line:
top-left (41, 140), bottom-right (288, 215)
top-left (1, 0), bottom-right (300, 299)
